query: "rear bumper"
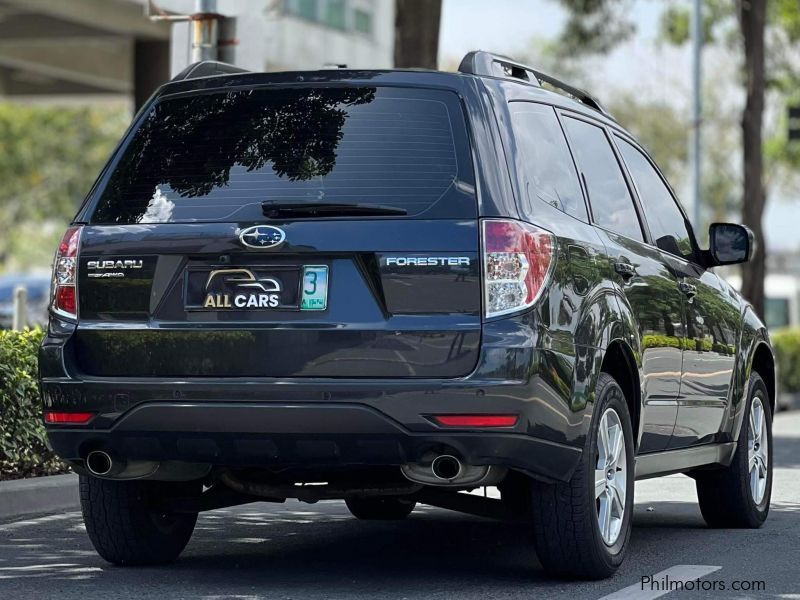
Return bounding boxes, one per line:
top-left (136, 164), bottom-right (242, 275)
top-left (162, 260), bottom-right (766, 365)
top-left (40, 317), bottom-right (594, 483)
top-left (46, 401), bottom-right (581, 482)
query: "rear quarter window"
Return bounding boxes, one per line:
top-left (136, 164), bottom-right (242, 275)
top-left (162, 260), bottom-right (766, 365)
top-left (89, 86), bottom-right (475, 224)
top-left (507, 102), bottom-right (587, 221)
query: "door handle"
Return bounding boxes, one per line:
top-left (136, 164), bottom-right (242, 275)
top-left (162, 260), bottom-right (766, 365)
top-left (614, 262), bottom-right (636, 280)
top-left (679, 281), bottom-right (698, 299)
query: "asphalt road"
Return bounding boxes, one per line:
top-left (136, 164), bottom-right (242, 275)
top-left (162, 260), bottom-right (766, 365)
top-left (2, 411), bottom-right (799, 600)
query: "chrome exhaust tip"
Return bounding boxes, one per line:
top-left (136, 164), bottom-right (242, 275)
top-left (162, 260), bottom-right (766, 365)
top-left (401, 452), bottom-right (507, 487)
top-left (431, 454), bottom-right (462, 481)
top-left (86, 450), bottom-right (120, 477)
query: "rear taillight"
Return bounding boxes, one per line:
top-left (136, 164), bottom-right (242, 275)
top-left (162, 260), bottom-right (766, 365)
top-left (51, 226), bottom-right (82, 320)
top-left (481, 219), bottom-right (554, 318)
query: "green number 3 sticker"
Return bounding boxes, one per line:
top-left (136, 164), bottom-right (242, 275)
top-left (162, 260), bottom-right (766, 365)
top-left (305, 271), bottom-right (317, 295)
top-left (301, 266), bottom-right (328, 311)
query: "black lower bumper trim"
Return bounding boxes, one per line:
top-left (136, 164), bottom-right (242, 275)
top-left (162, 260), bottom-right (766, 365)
top-left (47, 402), bottom-right (582, 482)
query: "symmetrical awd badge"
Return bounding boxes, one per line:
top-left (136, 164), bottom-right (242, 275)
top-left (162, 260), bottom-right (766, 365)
top-left (239, 225), bottom-right (286, 249)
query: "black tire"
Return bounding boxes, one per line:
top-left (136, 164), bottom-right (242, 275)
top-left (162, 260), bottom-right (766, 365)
top-left (695, 373), bottom-right (772, 528)
top-left (345, 495), bottom-right (416, 520)
top-left (80, 475), bottom-right (200, 565)
top-left (530, 372), bottom-right (635, 580)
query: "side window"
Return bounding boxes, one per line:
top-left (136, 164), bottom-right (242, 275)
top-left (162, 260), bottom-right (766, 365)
top-left (508, 103), bottom-right (587, 221)
top-left (562, 117), bottom-right (644, 242)
top-left (616, 137), bottom-right (696, 261)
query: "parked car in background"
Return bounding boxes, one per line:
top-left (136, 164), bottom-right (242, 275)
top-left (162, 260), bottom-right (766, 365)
top-left (0, 274), bottom-right (50, 329)
top-left (725, 273), bottom-right (800, 331)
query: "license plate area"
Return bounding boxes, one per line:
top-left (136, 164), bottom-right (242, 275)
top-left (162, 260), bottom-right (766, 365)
top-left (185, 265), bottom-right (328, 311)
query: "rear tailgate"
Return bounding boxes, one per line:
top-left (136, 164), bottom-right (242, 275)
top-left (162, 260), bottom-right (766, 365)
top-left (73, 83), bottom-right (482, 378)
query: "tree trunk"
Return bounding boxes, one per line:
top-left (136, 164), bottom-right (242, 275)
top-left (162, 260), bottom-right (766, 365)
top-left (394, 0), bottom-right (442, 69)
top-left (739, 0), bottom-right (767, 319)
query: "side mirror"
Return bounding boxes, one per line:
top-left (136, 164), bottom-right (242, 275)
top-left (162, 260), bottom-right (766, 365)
top-left (708, 223), bottom-right (755, 266)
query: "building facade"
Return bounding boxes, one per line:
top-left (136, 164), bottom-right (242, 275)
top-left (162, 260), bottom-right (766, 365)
top-left (168, 0), bottom-right (395, 76)
top-left (0, 0), bottom-right (395, 108)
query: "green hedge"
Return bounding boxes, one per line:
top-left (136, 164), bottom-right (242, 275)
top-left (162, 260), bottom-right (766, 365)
top-left (0, 328), bottom-right (68, 480)
top-left (773, 328), bottom-right (800, 394)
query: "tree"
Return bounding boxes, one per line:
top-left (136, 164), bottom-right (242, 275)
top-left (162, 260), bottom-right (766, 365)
top-left (764, 2), bottom-right (800, 216)
top-left (739, 0), bottom-right (767, 317)
top-left (663, 0), bottom-right (800, 317)
top-left (550, 0), bottom-right (636, 56)
top-left (606, 94), bottom-right (689, 185)
top-left (394, 0), bottom-right (442, 69)
top-left (0, 103), bottom-right (128, 273)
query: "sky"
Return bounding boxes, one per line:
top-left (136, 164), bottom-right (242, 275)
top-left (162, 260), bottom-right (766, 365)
top-left (439, 0), bottom-right (800, 252)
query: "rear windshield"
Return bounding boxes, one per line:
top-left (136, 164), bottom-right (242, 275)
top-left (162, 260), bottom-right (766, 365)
top-left (89, 86), bottom-right (475, 224)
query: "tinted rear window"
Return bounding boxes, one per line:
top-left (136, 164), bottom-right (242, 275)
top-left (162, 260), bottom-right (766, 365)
top-left (89, 86), bottom-right (475, 224)
top-left (507, 102), bottom-right (587, 221)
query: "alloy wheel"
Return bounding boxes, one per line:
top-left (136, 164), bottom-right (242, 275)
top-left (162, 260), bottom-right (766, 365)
top-left (595, 407), bottom-right (627, 545)
top-left (747, 396), bottom-right (769, 505)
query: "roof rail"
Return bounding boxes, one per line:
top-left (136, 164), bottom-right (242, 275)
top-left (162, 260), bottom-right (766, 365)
top-left (171, 60), bottom-right (249, 82)
top-left (458, 50), bottom-right (610, 117)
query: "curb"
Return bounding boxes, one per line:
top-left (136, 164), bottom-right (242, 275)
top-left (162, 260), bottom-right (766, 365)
top-left (0, 473), bottom-right (79, 521)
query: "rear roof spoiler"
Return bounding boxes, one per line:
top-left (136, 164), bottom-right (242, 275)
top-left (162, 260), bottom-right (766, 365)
top-left (458, 50), bottom-right (611, 117)
top-left (171, 60), bottom-right (250, 82)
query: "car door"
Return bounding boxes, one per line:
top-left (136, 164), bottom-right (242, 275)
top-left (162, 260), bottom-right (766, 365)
top-left (562, 115), bottom-right (683, 453)
top-left (672, 267), bottom-right (740, 446)
top-left (614, 136), bottom-right (738, 447)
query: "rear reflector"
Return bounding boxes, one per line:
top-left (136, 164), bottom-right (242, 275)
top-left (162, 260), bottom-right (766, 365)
top-left (44, 411), bottom-right (95, 425)
top-left (432, 415), bottom-right (519, 428)
top-left (481, 219), bottom-right (554, 318)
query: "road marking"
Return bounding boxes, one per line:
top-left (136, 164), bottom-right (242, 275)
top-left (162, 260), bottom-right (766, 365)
top-left (0, 512), bottom-right (80, 532)
top-left (599, 565), bottom-right (722, 600)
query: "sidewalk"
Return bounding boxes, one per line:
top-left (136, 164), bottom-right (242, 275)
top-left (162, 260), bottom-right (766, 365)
top-left (0, 473), bottom-right (79, 520)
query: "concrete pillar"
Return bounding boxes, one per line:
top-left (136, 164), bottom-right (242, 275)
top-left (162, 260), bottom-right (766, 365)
top-left (12, 286), bottom-right (27, 331)
top-left (134, 39), bottom-right (170, 111)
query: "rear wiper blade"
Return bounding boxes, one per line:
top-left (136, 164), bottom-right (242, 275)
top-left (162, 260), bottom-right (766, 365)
top-left (261, 202), bottom-right (407, 218)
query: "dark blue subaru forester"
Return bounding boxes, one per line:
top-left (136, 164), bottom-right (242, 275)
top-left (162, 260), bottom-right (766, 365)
top-left (40, 52), bottom-right (775, 579)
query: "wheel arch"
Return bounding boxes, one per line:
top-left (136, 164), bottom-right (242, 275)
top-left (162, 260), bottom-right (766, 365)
top-left (587, 286), bottom-right (645, 453)
top-left (750, 342), bottom-right (776, 416)
top-left (728, 305), bottom-right (776, 441)
top-left (567, 282), bottom-right (644, 453)
top-left (599, 339), bottom-right (643, 453)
